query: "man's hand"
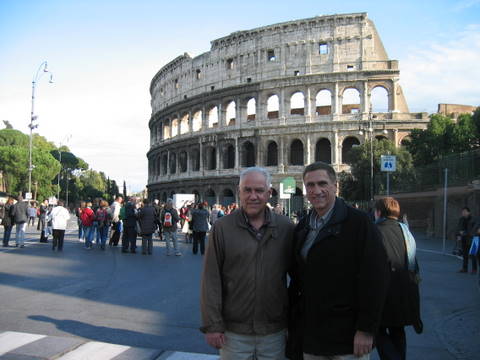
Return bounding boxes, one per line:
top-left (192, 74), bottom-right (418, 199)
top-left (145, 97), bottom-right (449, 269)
top-left (353, 330), bottom-right (373, 357)
top-left (205, 332), bottom-right (226, 349)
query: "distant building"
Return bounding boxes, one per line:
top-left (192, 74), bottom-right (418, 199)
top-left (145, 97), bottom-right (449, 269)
top-left (437, 104), bottom-right (477, 120)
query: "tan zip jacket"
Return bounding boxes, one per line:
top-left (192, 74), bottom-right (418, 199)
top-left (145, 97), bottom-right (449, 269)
top-left (200, 208), bottom-right (294, 335)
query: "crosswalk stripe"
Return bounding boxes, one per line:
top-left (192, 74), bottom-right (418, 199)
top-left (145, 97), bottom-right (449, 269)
top-left (57, 341), bottom-right (130, 360)
top-left (0, 331), bottom-right (46, 356)
top-left (160, 351), bottom-right (219, 359)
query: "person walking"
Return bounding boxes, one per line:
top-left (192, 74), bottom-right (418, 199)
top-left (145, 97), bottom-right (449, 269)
top-left (38, 200), bottom-right (49, 242)
top-left (50, 200), bottom-right (70, 251)
top-left (2, 197), bottom-right (15, 247)
top-left (80, 202), bottom-right (95, 249)
top-left (201, 167), bottom-right (295, 359)
top-left (160, 198), bottom-right (181, 256)
top-left (95, 200), bottom-right (111, 250)
top-left (374, 197), bottom-right (423, 360)
top-left (138, 198), bottom-right (157, 255)
top-left (12, 195), bottom-right (29, 248)
top-left (109, 196), bottom-right (123, 246)
top-left (122, 198), bottom-right (138, 253)
top-left (456, 206), bottom-right (477, 273)
top-left (191, 202), bottom-right (210, 255)
top-left (288, 161), bottom-right (389, 360)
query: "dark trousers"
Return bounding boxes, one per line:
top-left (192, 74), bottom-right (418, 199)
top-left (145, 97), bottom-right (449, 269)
top-left (122, 226), bottom-right (137, 251)
top-left (193, 231), bottom-right (206, 255)
top-left (3, 225), bottom-right (12, 246)
top-left (52, 229), bottom-right (65, 251)
top-left (109, 222), bottom-right (121, 246)
top-left (142, 233), bottom-right (153, 254)
top-left (376, 326), bottom-right (406, 360)
top-left (37, 216), bottom-right (45, 231)
top-left (461, 237), bottom-right (478, 271)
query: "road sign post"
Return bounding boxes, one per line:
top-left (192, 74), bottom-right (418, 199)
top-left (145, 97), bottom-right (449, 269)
top-left (380, 155), bottom-right (396, 196)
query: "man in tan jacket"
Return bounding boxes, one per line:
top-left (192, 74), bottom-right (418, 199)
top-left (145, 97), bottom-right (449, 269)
top-left (200, 167), bottom-right (295, 359)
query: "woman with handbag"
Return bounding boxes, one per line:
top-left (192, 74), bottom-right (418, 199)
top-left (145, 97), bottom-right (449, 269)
top-left (374, 197), bottom-right (423, 360)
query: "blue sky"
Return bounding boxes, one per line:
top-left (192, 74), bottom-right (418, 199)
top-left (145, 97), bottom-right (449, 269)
top-left (0, 0), bottom-right (479, 192)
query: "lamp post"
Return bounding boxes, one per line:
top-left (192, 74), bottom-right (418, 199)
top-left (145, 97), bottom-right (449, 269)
top-left (29, 61), bottom-right (53, 199)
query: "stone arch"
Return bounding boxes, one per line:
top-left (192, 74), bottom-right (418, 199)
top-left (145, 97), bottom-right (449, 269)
top-left (169, 152), bottom-right (177, 174)
top-left (205, 146), bottom-right (216, 170)
top-left (226, 101), bottom-right (236, 126)
top-left (205, 188), bottom-right (216, 207)
top-left (315, 138), bottom-right (331, 164)
top-left (371, 86), bottom-right (389, 113)
top-left (290, 139), bottom-right (304, 165)
top-left (180, 113), bottom-right (189, 134)
top-left (342, 137), bottom-right (360, 164)
top-left (171, 118), bottom-right (179, 137)
top-left (179, 150), bottom-right (187, 172)
top-left (242, 141), bottom-right (256, 167)
top-left (267, 95), bottom-right (279, 119)
top-left (191, 148), bottom-right (200, 171)
top-left (315, 89), bottom-right (332, 115)
top-left (221, 188), bottom-right (235, 206)
top-left (156, 156), bottom-right (161, 176)
top-left (266, 141), bottom-right (278, 166)
top-left (192, 110), bottom-right (202, 131)
top-left (342, 88), bottom-right (361, 114)
top-left (208, 106), bottom-right (218, 128)
top-left (375, 135), bottom-right (388, 142)
top-left (163, 119), bottom-right (171, 139)
top-left (290, 91), bottom-right (305, 115)
top-left (224, 144), bottom-right (235, 169)
top-left (247, 98), bottom-right (256, 121)
top-left (400, 136), bottom-right (411, 147)
top-left (162, 153), bottom-right (168, 175)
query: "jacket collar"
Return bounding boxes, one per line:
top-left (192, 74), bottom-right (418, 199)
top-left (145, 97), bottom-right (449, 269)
top-left (234, 207), bottom-right (275, 229)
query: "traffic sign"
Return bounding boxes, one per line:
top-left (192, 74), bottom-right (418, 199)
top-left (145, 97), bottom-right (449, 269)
top-left (381, 155), bottom-right (396, 172)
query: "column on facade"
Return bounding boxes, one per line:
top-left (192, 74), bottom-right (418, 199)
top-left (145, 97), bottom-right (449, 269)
top-left (305, 87), bottom-right (312, 123)
top-left (279, 88), bottom-right (287, 125)
top-left (234, 136), bottom-right (239, 170)
top-left (363, 81), bottom-right (370, 113)
top-left (217, 102), bottom-right (224, 128)
top-left (333, 131), bottom-right (340, 165)
top-left (390, 79), bottom-right (398, 112)
top-left (199, 140), bottom-right (204, 173)
top-left (201, 105), bottom-right (208, 130)
top-left (393, 129), bottom-right (399, 148)
top-left (216, 139), bottom-right (221, 173)
top-left (333, 82), bottom-right (340, 115)
top-left (306, 135), bottom-right (312, 165)
top-left (236, 98), bottom-right (245, 129)
top-left (166, 150), bottom-right (171, 176)
top-left (279, 137), bottom-right (285, 172)
top-left (188, 111), bottom-right (193, 133)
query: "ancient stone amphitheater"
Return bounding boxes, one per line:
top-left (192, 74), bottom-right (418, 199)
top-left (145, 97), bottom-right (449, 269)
top-left (147, 12), bottom-right (428, 208)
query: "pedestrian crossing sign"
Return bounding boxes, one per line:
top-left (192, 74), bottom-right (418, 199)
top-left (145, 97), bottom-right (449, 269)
top-left (381, 155), bottom-right (396, 172)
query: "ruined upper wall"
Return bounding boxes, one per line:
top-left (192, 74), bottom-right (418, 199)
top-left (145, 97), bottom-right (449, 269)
top-left (150, 13), bottom-right (398, 114)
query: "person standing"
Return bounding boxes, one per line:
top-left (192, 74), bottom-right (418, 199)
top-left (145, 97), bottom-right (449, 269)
top-left (122, 197), bottom-right (138, 253)
top-left (109, 196), bottom-right (123, 246)
top-left (80, 202), bottom-right (95, 249)
top-left (138, 198), bottom-right (157, 255)
top-left (12, 195), bottom-right (29, 248)
top-left (38, 200), bottom-right (49, 242)
top-left (2, 197), bottom-right (15, 247)
top-left (75, 201), bottom-right (86, 241)
top-left (160, 199), bottom-right (181, 256)
top-left (288, 162), bottom-right (389, 360)
top-left (201, 167), bottom-right (295, 359)
top-left (374, 197), bottom-right (423, 360)
top-left (27, 203), bottom-right (37, 226)
top-left (456, 206), bottom-right (477, 273)
top-left (191, 202), bottom-right (210, 255)
top-left (50, 200), bottom-right (70, 251)
top-left (95, 200), bottom-right (111, 250)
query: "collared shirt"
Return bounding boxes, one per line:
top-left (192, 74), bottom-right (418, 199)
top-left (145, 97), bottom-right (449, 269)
top-left (301, 203), bottom-right (335, 259)
top-left (241, 208), bottom-right (271, 241)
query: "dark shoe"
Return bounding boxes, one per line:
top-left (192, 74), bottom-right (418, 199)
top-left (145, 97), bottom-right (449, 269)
top-left (121, 249), bottom-right (129, 253)
top-left (471, 269), bottom-right (477, 274)
top-left (58, 248), bottom-right (63, 251)
top-left (131, 250), bottom-right (136, 254)
top-left (458, 269), bottom-right (468, 273)
top-left (142, 252), bottom-right (147, 255)
top-left (101, 245), bottom-right (105, 250)
top-left (15, 244), bottom-right (18, 247)
top-left (20, 245), bottom-right (25, 248)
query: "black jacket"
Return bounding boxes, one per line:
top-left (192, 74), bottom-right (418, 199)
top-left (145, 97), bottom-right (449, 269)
top-left (12, 201), bottom-right (29, 224)
top-left (138, 205), bottom-right (157, 235)
top-left (288, 198), bottom-right (389, 357)
top-left (2, 203), bottom-right (14, 227)
top-left (123, 203), bottom-right (137, 228)
top-left (376, 218), bottom-right (422, 329)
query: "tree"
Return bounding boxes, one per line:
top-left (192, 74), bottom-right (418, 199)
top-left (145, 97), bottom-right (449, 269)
top-left (123, 181), bottom-right (127, 199)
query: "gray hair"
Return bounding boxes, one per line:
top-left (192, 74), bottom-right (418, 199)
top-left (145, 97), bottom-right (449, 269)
top-left (239, 167), bottom-right (272, 188)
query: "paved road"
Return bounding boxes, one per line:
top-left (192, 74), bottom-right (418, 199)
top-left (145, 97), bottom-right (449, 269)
top-left (0, 220), bottom-right (479, 359)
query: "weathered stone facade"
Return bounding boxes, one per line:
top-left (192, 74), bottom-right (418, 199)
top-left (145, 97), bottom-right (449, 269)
top-left (147, 13), bottom-right (429, 206)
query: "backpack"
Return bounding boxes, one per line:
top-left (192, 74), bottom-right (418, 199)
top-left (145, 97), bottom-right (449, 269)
top-left (163, 211), bottom-right (173, 227)
top-left (96, 208), bottom-right (109, 227)
top-left (80, 208), bottom-right (94, 226)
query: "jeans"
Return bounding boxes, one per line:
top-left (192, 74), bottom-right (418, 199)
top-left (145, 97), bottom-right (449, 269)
top-left (98, 225), bottom-right (109, 246)
top-left (78, 220), bottom-right (84, 240)
top-left (15, 223), bottom-right (27, 246)
top-left (93, 221), bottom-right (100, 244)
top-left (83, 226), bottom-right (94, 248)
top-left (220, 329), bottom-right (286, 360)
top-left (3, 225), bottom-right (13, 246)
top-left (142, 233), bottom-right (153, 254)
top-left (163, 231), bottom-right (178, 253)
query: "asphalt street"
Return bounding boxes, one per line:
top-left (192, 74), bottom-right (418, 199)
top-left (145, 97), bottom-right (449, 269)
top-left (0, 219), bottom-right (479, 359)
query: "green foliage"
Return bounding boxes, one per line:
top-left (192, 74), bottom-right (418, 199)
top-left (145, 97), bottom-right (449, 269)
top-left (0, 129), bottom-right (29, 147)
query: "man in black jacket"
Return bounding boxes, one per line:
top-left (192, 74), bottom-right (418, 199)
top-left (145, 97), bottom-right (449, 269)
top-left (12, 195), bottom-right (29, 248)
top-left (289, 162), bottom-right (389, 360)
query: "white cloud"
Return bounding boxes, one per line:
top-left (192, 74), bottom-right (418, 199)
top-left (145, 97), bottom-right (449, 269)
top-left (401, 24), bottom-right (480, 112)
top-left (453, 0), bottom-right (480, 12)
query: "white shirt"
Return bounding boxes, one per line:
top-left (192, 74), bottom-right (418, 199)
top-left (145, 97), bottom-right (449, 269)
top-left (51, 206), bottom-right (70, 230)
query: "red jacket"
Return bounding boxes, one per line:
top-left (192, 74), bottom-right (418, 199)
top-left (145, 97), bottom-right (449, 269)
top-left (80, 207), bottom-right (95, 226)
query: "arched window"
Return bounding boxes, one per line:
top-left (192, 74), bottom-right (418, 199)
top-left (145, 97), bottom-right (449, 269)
top-left (290, 92), bottom-right (305, 115)
top-left (371, 86), bottom-right (389, 113)
top-left (208, 106), bottom-right (218, 128)
top-left (267, 95), bottom-right (279, 119)
top-left (224, 144), bottom-right (235, 169)
top-left (179, 151), bottom-right (187, 172)
top-left (226, 101), bottom-right (236, 126)
top-left (247, 98), bottom-right (256, 121)
top-left (193, 110), bottom-right (202, 131)
top-left (171, 118), bottom-right (179, 137)
top-left (180, 114), bottom-right (189, 134)
top-left (157, 157), bottom-right (161, 175)
top-left (342, 88), bottom-right (360, 114)
top-left (162, 154), bottom-right (168, 175)
top-left (315, 138), bottom-right (331, 164)
top-left (316, 89), bottom-right (332, 115)
top-left (169, 152), bottom-right (177, 174)
top-left (242, 141), bottom-right (255, 167)
top-left (342, 137), bottom-right (360, 164)
top-left (290, 139), bottom-right (304, 165)
top-left (164, 121), bottom-right (171, 139)
top-left (205, 189), bottom-right (216, 207)
top-left (266, 141), bottom-right (278, 166)
top-left (191, 149), bottom-right (200, 171)
top-left (222, 188), bottom-right (235, 206)
top-left (205, 146), bottom-right (216, 170)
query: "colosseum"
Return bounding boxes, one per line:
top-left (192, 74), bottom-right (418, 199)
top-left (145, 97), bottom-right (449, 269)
top-left (147, 12), bottom-right (429, 209)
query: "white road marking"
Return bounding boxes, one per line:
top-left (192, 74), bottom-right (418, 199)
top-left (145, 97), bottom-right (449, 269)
top-left (56, 341), bottom-right (130, 360)
top-left (0, 331), bottom-right (46, 355)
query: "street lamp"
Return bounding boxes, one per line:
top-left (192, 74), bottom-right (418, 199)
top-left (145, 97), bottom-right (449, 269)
top-left (358, 105), bottom-right (388, 201)
top-left (29, 61), bottom-right (53, 199)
